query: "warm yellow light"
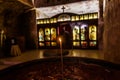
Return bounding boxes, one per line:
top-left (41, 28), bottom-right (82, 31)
top-left (59, 37), bottom-right (62, 42)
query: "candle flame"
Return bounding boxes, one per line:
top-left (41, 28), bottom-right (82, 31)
top-left (59, 37), bottom-right (61, 42)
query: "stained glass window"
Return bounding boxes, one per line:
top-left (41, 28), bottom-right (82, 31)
top-left (39, 28), bottom-right (44, 41)
top-left (58, 14), bottom-right (70, 21)
top-left (84, 14), bottom-right (88, 20)
top-left (73, 42), bottom-right (80, 46)
top-left (44, 19), bottom-right (47, 24)
top-left (40, 20), bottom-right (43, 24)
top-left (51, 28), bottom-right (56, 40)
top-left (90, 41), bottom-right (97, 47)
top-left (53, 18), bottom-right (57, 23)
top-left (81, 41), bottom-right (87, 48)
top-left (46, 19), bottom-right (50, 23)
top-left (50, 18), bottom-right (54, 23)
top-left (89, 25), bottom-right (97, 40)
top-left (37, 20), bottom-right (40, 24)
top-left (73, 25), bottom-right (80, 40)
top-left (51, 42), bottom-right (57, 46)
top-left (71, 16), bottom-right (75, 21)
top-left (93, 13), bottom-right (98, 19)
top-left (80, 24), bottom-right (88, 40)
top-left (39, 42), bottom-right (44, 46)
top-left (76, 16), bottom-right (79, 21)
top-left (45, 28), bottom-right (50, 41)
top-left (89, 14), bottom-right (93, 19)
top-left (80, 15), bottom-right (84, 20)
top-left (46, 42), bottom-right (50, 46)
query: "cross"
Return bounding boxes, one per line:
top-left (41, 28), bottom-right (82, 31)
top-left (61, 6), bottom-right (65, 13)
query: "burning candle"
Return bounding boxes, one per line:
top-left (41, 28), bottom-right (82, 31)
top-left (59, 37), bottom-right (64, 79)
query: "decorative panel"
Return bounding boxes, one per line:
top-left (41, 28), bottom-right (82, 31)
top-left (80, 24), bottom-right (88, 40)
top-left (39, 28), bottom-right (44, 41)
top-left (89, 25), bottom-right (97, 40)
top-left (45, 28), bottom-right (50, 41)
top-left (51, 28), bottom-right (57, 40)
top-left (73, 25), bottom-right (80, 40)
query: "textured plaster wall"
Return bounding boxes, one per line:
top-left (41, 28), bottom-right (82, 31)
top-left (104, 0), bottom-right (120, 63)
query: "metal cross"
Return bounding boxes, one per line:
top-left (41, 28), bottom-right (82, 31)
top-left (61, 6), bottom-right (65, 13)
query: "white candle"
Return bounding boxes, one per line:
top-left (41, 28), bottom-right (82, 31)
top-left (59, 37), bottom-right (64, 79)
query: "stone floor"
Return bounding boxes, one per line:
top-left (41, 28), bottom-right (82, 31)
top-left (0, 49), bottom-right (104, 70)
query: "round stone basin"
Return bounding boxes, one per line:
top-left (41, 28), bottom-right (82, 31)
top-left (0, 57), bottom-right (120, 80)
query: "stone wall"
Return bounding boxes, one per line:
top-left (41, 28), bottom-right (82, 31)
top-left (98, 0), bottom-right (104, 50)
top-left (103, 0), bottom-right (120, 63)
top-left (20, 10), bottom-right (38, 49)
top-left (0, 1), bottom-right (37, 57)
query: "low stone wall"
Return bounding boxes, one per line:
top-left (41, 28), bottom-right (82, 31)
top-left (0, 57), bottom-right (119, 80)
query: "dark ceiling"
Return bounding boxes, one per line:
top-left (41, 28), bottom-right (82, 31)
top-left (0, 0), bottom-right (33, 15)
top-left (34, 0), bottom-right (87, 7)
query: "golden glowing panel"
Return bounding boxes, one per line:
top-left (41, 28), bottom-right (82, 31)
top-left (43, 19), bottom-right (47, 24)
top-left (93, 13), bottom-right (98, 19)
top-left (89, 14), bottom-right (93, 19)
top-left (80, 15), bottom-right (84, 20)
top-left (80, 25), bottom-right (87, 40)
top-left (58, 16), bottom-right (63, 21)
top-left (73, 26), bottom-right (80, 40)
top-left (81, 41), bottom-right (87, 48)
top-left (84, 14), bottom-right (88, 20)
top-left (50, 18), bottom-right (54, 23)
top-left (40, 20), bottom-right (44, 24)
top-left (76, 16), bottom-right (79, 21)
top-left (53, 18), bottom-right (57, 23)
top-left (46, 42), bottom-right (50, 46)
top-left (51, 28), bottom-right (56, 40)
top-left (46, 19), bottom-right (50, 23)
top-left (39, 42), bottom-right (44, 46)
top-left (39, 28), bottom-right (44, 41)
top-left (45, 28), bottom-right (50, 41)
top-left (90, 41), bottom-right (97, 47)
top-left (73, 42), bottom-right (80, 46)
top-left (37, 21), bottom-right (40, 24)
top-left (89, 25), bottom-right (97, 40)
top-left (51, 42), bottom-right (57, 46)
top-left (71, 16), bottom-right (76, 21)
top-left (58, 14), bottom-right (71, 22)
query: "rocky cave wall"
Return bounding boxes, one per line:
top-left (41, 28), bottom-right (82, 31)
top-left (0, 1), bottom-right (38, 57)
top-left (103, 0), bottom-right (120, 64)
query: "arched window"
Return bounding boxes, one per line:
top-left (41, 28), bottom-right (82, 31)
top-left (58, 14), bottom-right (70, 22)
top-left (89, 25), bottom-right (97, 40)
top-left (73, 25), bottom-right (80, 46)
top-left (39, 28), bottom-right (44, 41)
top-left (51, 28), bottom-right (56, 40)
top-left (80, 24), bottom-right (88, 40)
top-left (39, 28), bottom-right (44, 46)
top-left (45, 28), bottom-right (50, 41)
